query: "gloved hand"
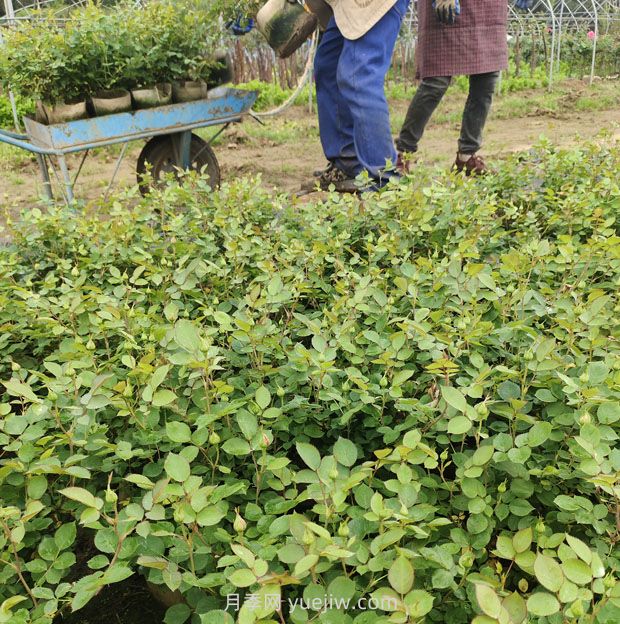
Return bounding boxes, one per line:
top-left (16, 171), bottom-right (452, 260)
top-left (433, 0), bottom-right (460, 25)
top-left (514, 0), bottom-right (534, 10)
top-left (227, 16), bottom-right (254, 36)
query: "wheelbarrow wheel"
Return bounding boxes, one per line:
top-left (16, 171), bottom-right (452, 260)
top-left (136, 133), bottom-right (220, 195)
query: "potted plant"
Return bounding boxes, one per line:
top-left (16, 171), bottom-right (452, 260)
top-left (0, 13), bottom-right (90, 124)
top-left (133, 1), bottom-right (217, 104)
top-left (78, 4), bottom-right (133, 116)
top-left (0, 0), bottom-right (243, 123)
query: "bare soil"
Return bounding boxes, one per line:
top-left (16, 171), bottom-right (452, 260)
top-left (1, 86), bottom-right (619, 211)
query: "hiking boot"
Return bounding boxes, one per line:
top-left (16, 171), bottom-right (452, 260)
top-left (313, 162), bottom-right (335, 178)
top-left (301, 164), bottom-right (360, 193)
top-left (453, 153), bottom-right (490, 176)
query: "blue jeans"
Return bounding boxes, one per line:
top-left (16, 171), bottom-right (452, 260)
top-left (314, 0), bottom-right (409, 180)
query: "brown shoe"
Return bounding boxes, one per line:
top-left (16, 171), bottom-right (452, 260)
top-left (301, 164), bottom-right (360, 193)
top-left (396, 152), bottom-right (414, 174)
top-left (453, 153), bottom-right (490, 176)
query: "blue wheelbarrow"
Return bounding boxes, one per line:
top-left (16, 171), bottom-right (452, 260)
top-left (0, 87), bottom-right (258, 204)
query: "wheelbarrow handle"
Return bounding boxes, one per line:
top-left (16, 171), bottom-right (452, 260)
top-left (0, 128), bottom-right (58, 155)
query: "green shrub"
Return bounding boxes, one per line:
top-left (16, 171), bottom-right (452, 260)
top-left (0, 142), bottom-right (619, 624)
top-left (239, 79), bottom-right (316, 111)
top-left (0, 1), bottom-right (224, 103)
top-left (0, 91), bottom-right (34, 128)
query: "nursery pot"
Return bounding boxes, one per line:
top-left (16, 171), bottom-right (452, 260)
top-left (256, 0), bottom-right (318, 59)
top-left (90, 88), bottom-right (132, 116)
top-left (131, 83), bottom-right (172, 109)
top-left (172, 80), bottom-right (208, 103)
top-left (35, 99), bottom-right (88, 125)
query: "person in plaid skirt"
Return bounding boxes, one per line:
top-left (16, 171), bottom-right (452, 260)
top-left (396, 0), bottom-right (508, 175)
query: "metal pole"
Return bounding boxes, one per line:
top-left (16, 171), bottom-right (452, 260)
top-left (58, 155), bottom-right (75, 205)
top-left (544, 0), bottom-right (557, 90)
top-left (590, 0), bottom-right (599, 85)
top-left (1, 0), bottom-right (21, 131)
top-left (556, 0), bottom-right (564, 77)
top-left (36, 154), bottom-right (53, 201)
top-left (175, 131), bottom-right (192, 170)
top-left (103, 143), bottom-right (128, 202)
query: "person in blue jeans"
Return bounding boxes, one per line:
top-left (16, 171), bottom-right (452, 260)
top-left (304, 0), bottom-right (410, 193)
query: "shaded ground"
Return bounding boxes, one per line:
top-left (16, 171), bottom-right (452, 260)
top-left (54, 576), bottom-right (167, 624)
top-left (0, 78), bottom-right (619, 211)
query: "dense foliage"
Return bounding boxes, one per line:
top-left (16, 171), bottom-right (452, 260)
top-left (0, 143), bottom-right (619, 624)
top-left (0, 1), bottom-right (223, 104)
top-left (0, 90), bottom-right (33, 128)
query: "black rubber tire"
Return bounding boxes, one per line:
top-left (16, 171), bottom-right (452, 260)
top-left (136, 133), bottom-right (220, 195)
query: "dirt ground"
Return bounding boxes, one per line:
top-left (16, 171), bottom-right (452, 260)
top-left (1, 81), bottom-right (619, 210)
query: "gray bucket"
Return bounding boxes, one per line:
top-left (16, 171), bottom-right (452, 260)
top-left (131, 83), bottom-right (172, 109)
top-left (91, 89), bottom-right (132, 116)
top-left (36, 100), bottom-right (88, 125)
top-left (171, 80), bottom-right (208, 103)
top-left (256, 0), bottom-right (318, 59)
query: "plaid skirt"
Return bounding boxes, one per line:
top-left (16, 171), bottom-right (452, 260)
top-left (415, 0), bottom-right (508, 79)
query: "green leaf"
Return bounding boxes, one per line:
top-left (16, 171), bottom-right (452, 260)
top-left (333, 437), bottom-right (358, 467)
top-left (165, 421), bottom-right (191, 443)
top-left (328, 576), bottom-right (356, 602)
top-left (471, 445), bottom-right (494, 466)
top-left (152, 389), bottom-right (176, 407)
top-left (502, 592), bottom-right (527, 624)
top-left (278, 543), bottom-right (305, 564)
top-left (534, 553), bottom-right (564, 592)
top-left (512, 527), bottom-right (532, 553)
top-left (102, 564), bottom-right (134, 584)
top-left (565, 534), bottom-right (592, 564)
top-left (199, 611), bottom-right (234, 624)
top-left (0, 596), bottom-right (27, 618)
top-left (558, 579), bottom-right (579, 603)
top-left (474, 583), bottom-right (502, 619)
top-left (27, 475), bottom-right (48, 499)
top-left (88, 555), bottom-right (109, 570)
top-left (174, 320), bottom-right (201, 352)
top-left (80, 507), bottom-right (101, 526)
top-left (526, 592), bottom-right (560, 617)
top-left (222, 438), bottom-right (251, 456)
top-left (528, 421), bottom-right (552, 447)
top-left (237, 411), bottom-right (258, 440)
top-left (294, 554), bottom-right (319, 577)
top-left (255, 386), bottom-right (271, 409)
top-left (55, 522), bottom-right (77, 550)
top-left (597, 402), bottom-right (620, 424)
top-left (404, 589), bottom-right (434, 618)
top-left (229, 569), bottom-right (257, 587)
top-left (164, 453), bottom-right (191, 482)
top-left (137, 556), bottom-right (168, 570)
top-left (447, 416), bottom-right (472, 435)
top-left (2, 378), bottom-right (40, 403)
top-left (388, 555), bottom-right (414, 595)
top-left (296, 442), bottom-right (321, 470)
top-left (495, 535), bottom-right (516, 560)
top-left (59, 487), bottom-right (102, 509)
top-left (124, 474), bottom-right (154, 489)
top-left (393, 369), bottom-right (414, 386)
top-left (562, 558), bottom-right (592, 585)
top-left (441, 385), bottom-right (468, 412)
top-left (196, 506), bottom-right (225, 527)
top-left (231, 544), bottom-right (255, 568)
top-left (164, 604), bottom-right (191, 624)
